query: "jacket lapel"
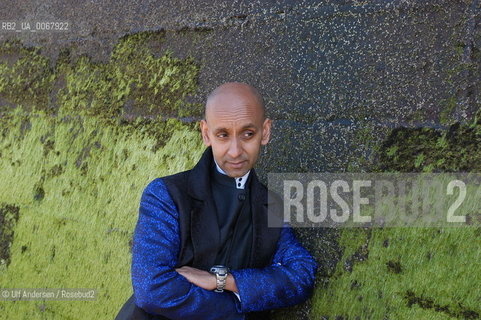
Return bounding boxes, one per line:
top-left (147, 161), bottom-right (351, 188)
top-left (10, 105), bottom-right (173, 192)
top-left (187, 147), bottom-right (220, 270)
top-left (185, 147), bottom-right (281, 270)
top-left (249, 169), bottom-right (281, 268)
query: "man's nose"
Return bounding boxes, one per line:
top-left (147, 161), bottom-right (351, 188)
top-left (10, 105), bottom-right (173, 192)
top-left (227, 138), bottom-right (242, 158)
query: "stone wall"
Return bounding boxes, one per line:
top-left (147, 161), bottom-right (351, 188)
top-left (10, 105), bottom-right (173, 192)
top-left (1, 1), bottom-right (480, 319)
top-left (1, 0), bottom-right (479, 175)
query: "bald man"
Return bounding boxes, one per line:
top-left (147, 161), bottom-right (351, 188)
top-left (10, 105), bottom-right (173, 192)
top-left (116, 83), bottom-right (317, 320)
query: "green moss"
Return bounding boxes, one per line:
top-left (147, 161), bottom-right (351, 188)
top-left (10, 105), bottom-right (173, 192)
top-left (1, 31), bottom-right (201, 119)
top-left (56, 35), bottom-right (200, 119)
top-left (314, 109), bottom-right (480, 319)
top-left (413, 153), bottom-right (425, 169)
top-left (0, 109), bottom-right (205, 319)
top-left (439, 96), bottom-right (457, 125)
top-left (311, 227), bottom-right (481, 319)
top-left (375, 113), bottom-right (481, 173)
top-left (0, 204), bottom-right (20, 267)
top-left (0, 40), bottom-right (54, 110)
top-left (346, 123), bottom-right (385, 172)
top-left (0, 31), bottom-right (204, 319)
top-left (454, 43), bottom-right (464, 57)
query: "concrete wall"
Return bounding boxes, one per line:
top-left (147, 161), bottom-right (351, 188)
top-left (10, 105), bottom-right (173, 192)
top-left (1, 1), bottom-right (480, 319)
top-left (1, 0), bottom-right (479, 176)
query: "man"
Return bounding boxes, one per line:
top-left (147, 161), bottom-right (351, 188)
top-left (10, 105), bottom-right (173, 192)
top-left (116, 82), bottom-right (317, 320)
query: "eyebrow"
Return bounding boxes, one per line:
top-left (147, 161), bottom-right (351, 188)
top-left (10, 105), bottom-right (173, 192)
top-left (213, 123), bottom-right (258, 133)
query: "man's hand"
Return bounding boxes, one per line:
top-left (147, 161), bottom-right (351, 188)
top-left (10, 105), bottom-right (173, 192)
top-left (176, 266), bottom-right (239, 293)
top-left (176, 266), bottom-right (216, 291)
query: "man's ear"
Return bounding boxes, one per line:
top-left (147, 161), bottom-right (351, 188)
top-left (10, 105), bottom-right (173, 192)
top-left (200, 120), bottom-right (211, 146)
top-left (261, 118), bottom-right (272, 145)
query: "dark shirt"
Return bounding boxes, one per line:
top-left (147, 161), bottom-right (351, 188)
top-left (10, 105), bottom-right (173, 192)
top-left (211, 168), bottom-right (253, 269)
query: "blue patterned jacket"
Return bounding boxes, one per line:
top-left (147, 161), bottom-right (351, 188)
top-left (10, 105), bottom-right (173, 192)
top-left (131, 148), bottom-right (317, 320)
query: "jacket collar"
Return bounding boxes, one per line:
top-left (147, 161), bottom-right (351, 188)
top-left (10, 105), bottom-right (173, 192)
top-left (187, 147), bottom-right (265, 203)
top-left (186, 147), bottom-right (272, 269)
top-left (187, 147), bottom-right (215, 201)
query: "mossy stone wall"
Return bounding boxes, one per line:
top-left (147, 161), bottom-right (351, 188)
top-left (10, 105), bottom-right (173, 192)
top-left (0, 1), bottom-right (480, 319)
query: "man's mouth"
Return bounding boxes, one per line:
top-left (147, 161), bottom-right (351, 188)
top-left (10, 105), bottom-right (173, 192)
top-left (227, 161), bottom-right (246, 169)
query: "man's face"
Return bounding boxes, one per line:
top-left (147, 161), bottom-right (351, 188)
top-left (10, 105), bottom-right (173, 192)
top-left (200, 87), bottom-right (271, 178)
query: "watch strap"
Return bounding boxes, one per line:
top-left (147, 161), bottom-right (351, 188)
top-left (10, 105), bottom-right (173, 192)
top-left (210, 265), bottom-right (229, 293)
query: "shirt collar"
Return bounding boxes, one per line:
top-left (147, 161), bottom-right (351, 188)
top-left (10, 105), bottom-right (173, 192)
top-left (214, 159), bottom-right (250, 189)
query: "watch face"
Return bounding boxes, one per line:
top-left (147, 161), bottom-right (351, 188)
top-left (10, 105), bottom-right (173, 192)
top-left (210, 265), bottom-right (229, 275)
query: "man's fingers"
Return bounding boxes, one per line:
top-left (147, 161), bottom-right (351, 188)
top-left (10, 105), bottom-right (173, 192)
top-left (174, 267), bottom-right (216, 291)
top-left (176, 267), bottom-right (190, 277)
top-left (176, 266), bottom-right (193, 272)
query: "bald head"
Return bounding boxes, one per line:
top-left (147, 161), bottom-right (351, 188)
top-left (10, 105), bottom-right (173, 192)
top-left (200, 82), bottom-right (271, 177)
top-left (205, 82), bottom-right (265, 120)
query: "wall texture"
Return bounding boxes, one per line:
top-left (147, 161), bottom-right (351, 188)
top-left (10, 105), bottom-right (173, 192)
top-left (1, 0), bottom-right (479, 174)
top-left (0, 0), bottom-right (481, 171)
top-left (0, 1), bottom-right (480, 319)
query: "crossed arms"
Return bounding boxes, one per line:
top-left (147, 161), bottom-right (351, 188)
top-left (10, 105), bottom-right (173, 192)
top-left (131, 178), bottom-right (317, 320)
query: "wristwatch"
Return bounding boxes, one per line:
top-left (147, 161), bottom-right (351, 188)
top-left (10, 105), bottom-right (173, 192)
top-left (209, 265), bottom-right (229, 293)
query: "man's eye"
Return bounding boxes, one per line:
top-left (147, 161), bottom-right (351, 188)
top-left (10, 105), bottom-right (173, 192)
top-left (217, 133), bottom-right (227, 138)
top-left (244, 131), bottom-right (254, 138)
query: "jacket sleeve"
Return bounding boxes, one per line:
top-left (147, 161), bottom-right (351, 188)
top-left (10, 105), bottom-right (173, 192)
top-left (131, 178), bottom-right (244, 320)
top-left (230, 224), bottom-right (318, 313)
